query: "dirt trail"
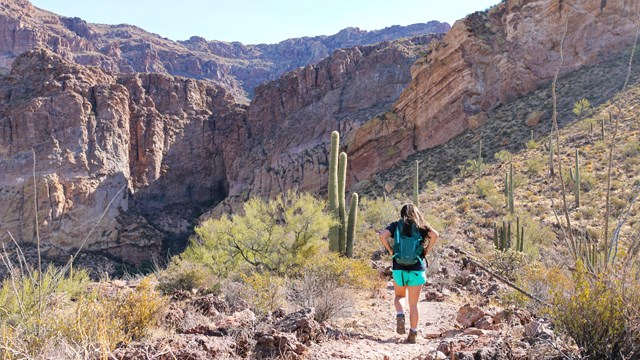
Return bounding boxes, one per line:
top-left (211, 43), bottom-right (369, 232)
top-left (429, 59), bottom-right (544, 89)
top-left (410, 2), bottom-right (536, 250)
top-left (309, 282), bottom-right (462, 359)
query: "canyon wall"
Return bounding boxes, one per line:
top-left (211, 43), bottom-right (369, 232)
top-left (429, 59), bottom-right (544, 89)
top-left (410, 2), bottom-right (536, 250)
top-left (0, 49), bottom-right (241, 263)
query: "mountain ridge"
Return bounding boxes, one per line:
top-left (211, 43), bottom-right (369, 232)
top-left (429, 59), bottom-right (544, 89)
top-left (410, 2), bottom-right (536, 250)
top-left (0, 0), bottom-right (450, 99)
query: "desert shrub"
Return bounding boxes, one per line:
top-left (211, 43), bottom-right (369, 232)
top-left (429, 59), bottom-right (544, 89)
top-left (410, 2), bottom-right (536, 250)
top-left (475, 177), bottom-right (499, 199)
top-left (188, 191), bottom-right (334, 278)
top-left (242, 272), bottom-right (287, 316)
top-left (494, 150), bottom-right (512, 163)
top-left (526, 139), bottom-right (539, 150)
top-left (622, 139), bottom-right (640, 158)
top-left (60, 277), bottom-right (166, 356)
top-left (0, 265), bottom-right (90, 358)
top-left (459, 159), bottom-right (485, 177)
top-left (500, 264), bottom-right (571, 311)
top-left (290, 252), bottom-right (371, 322)
top-left (550, 263), bottom-right (640, 359)
top-left (155, 259), bottom-right (220, 295)
top-left (114, 278), bottom-right (166, 340)
top-left (0, 265), bottom-right (164, 358)
top-left (488, 249), bottom-right (527, 281)
top-left (525, 155), bottom-right (545, 176)
top-left (359, 196), bottom-right (398, 231)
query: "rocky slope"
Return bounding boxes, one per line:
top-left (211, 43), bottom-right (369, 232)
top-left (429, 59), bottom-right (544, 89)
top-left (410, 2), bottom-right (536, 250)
top-left (347, 0), bottom-right (640, 184)
top-left (0, 0), bottom-right (449, 100)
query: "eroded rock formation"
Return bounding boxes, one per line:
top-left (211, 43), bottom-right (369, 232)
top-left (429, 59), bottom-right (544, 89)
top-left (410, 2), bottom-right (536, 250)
top-left (0, 49), bottom-right (241, 264)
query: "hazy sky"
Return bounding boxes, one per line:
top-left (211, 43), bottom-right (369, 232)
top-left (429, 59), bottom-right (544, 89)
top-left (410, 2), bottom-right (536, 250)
top-left (30, 0), bottom-right (499, 45)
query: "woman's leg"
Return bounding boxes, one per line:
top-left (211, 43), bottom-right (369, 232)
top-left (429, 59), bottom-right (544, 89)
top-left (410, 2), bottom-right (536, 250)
top-left (407, 285), bottom-right (423, 329)
top-left (393, 282), bottom-right (407, 313)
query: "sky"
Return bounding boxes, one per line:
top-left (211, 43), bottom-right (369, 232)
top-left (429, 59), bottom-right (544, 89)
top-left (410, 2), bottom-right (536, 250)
top-left (29, 0), bottom-right (500, 45)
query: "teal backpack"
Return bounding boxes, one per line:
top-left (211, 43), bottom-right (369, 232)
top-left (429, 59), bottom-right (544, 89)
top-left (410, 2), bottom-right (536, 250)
top-left (392, 220), bottom-right (423, 266)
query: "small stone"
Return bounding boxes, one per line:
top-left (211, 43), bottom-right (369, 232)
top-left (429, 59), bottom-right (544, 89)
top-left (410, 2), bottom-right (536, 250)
top-left (456, 304), bottom-right (485, 328)
top-left (463, 328), bottom-right (485, 336)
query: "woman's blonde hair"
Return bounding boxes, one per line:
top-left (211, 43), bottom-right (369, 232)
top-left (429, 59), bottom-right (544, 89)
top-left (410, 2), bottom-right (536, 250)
top-left (400, 203), bottom-right (430, 235)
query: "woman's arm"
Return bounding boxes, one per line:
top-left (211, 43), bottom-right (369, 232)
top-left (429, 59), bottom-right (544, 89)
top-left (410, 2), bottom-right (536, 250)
top-left (424, 228), bottom-right (439, 254)
top-left (379, 229), bottom-right (393, 256)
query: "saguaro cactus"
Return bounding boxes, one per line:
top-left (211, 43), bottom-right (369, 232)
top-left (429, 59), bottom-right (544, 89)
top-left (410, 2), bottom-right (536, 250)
top-left (477, 140), bottom-right (483, 177)
top-left (338, 152), bottom-right (348, 253)
top-left (549, 138), bottom-right (554, 176)
top-left (346, 193), bottom-right (359, 258)
top-left (413, 160), bottom-right (419, 206)
top-left (328, 131), bottom-right (340, 252)
top-left (575, 149), bottom-right (581, 208)
top-left (327, 131), bottom-right (358, 256)
top-left (505, 163), bottom-right (515, 214)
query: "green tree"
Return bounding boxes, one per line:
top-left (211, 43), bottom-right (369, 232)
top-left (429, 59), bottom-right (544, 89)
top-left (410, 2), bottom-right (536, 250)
top-left (188, 191), bottom-right (335, 277)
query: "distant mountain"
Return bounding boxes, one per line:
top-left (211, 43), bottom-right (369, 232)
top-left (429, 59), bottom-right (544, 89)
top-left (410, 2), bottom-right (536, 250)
top-left (0, 0), bottom-right (449, 100)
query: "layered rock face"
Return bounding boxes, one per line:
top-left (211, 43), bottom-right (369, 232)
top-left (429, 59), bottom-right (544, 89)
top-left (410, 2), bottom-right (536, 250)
top-left (0, 49), bottom-right (241, 264)
top-left (359, 0), bottom-right (640, 170)
top-left (219, 35), bottom-right (441, 207)
top-left (0, 0), bottom-right (449, 100)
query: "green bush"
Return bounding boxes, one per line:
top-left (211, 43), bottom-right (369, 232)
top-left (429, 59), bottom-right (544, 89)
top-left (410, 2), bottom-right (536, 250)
top-left (155, 259), bottom-right (220, 295)
top-left (550, 263), bottom-right (640, 359)
top-left (494, 150), bottom-right (512, 163)
top-left (187, 191), bottom-right (335, 278)
top-left (359, 196), bottom-right (398, 233)
top-left (242, 272), bottom-right (286, 316)
top-left (290, 251), bottom-right (378, 322)
top-left (488, 249), bottom-right (527, 281)
top-left (525, 155), bottom-right (545, 176)
top-left (475, 177), bottom-right (499, 199)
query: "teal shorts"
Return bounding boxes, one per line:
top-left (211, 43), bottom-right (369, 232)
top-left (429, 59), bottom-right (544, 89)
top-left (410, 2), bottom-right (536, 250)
top-left (392, 270), bottom-right (427, 287)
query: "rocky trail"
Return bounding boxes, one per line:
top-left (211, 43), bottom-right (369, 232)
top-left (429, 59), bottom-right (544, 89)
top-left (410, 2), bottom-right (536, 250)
top-left (113, 246), bottom-right (566, 359)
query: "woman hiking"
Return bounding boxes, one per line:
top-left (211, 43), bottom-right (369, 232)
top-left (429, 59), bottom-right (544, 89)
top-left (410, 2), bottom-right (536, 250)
top-left (379, 203), bottom-right (439, 343)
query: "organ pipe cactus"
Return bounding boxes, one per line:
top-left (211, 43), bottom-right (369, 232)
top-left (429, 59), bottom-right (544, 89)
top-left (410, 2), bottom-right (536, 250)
top-left (328, 131), bottom-right (340, 252)
top-left (494, 217), bottom-right (525, 252)
top-left (346, 193), bottom-right (359, 258)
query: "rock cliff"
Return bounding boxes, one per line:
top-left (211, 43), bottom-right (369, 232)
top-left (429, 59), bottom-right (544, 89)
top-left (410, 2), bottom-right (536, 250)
top-left (348, 0), bottom-right (640, 178)
top-left (218, 35), bottom-right (441, 209)
top-left (0, 49), bottom-right (242, 264)
top-left (0, 0), bottom-right (449, 100)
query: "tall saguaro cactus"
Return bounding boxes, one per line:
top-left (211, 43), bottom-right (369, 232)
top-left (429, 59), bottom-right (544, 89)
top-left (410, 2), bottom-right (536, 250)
top-left (327, 131), bottom-right (358, 257)
top-left (328, 131), bottom-right (340, 251)
top-left (549, 138), bottom-right (554, 177)
top-left (338, 152), bottom-right (348, 252)
top-left (477, 140), bottom-right (483, 177)
top-left (504, 163), bottom-right (515, 214)
top-left (413, 160), bottom-right (419, 206)
top-left (346, 193), bottom-right (359, 258)
top-left (575, 149), bottom-right (581, 208)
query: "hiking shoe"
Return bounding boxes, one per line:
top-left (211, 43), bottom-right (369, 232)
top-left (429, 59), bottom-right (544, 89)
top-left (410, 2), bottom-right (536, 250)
top-left (396, 314), bottom-right (406, 334)
top-left (406, 329), bottom-right (418, 344)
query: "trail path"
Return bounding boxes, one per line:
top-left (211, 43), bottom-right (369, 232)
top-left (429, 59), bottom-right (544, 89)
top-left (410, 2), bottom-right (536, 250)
top-left (309, 282), bottom-right (462, 359)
